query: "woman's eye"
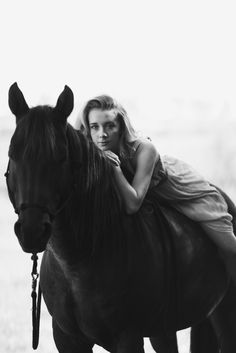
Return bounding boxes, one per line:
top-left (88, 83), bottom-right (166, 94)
top-left (90, 125), bottom-right (98, 130)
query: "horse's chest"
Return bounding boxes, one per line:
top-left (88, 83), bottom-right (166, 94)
top-left (70, 268), bottom-right (164, 345)
top-left (71, 280), bottom-right (128, 344)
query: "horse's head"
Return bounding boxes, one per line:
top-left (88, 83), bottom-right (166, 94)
top-left (7, 83), bottom-right (74, 253)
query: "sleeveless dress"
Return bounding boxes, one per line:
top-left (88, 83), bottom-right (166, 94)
top-left (122, 139), bottom-right (233, 236)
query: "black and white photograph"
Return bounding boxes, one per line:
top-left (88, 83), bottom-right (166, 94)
top-left (1, 1), bottom-right (236, 352)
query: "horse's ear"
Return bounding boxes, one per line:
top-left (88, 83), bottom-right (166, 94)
top-left (54, 85), bottom-right (74, 122)
top-left (8, 82), bottom-right (29, 123)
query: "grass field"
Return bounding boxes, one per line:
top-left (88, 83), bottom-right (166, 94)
top-left (1, 122), bottom-right (235, 353)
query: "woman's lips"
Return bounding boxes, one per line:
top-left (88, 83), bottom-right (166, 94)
top-left (98, 141), bottom-right (109, 146)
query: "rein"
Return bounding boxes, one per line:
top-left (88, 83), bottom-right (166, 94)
top-left (31, 254), bottom-right (41, 350)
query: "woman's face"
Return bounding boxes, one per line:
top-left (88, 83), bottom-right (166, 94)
top-left (88, 108), bottom-right (121, 153)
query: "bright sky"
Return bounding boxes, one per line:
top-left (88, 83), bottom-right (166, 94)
top-left (1, 0), bottom-right (236, 129)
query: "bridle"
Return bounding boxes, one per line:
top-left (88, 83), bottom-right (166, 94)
top-left (4, 159), bottom-right (78, 219)
top-left (4, 158), bottom-right (81, 350)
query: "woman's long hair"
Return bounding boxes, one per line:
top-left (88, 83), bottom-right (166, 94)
top-left (76, 95), bottom-right (138, 161)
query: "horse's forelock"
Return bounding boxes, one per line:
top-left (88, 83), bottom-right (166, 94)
top-left (10, 106), bottom-right (61, 161)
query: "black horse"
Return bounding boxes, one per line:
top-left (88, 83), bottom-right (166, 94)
top-left (6, 83), bottom-right (236, 353)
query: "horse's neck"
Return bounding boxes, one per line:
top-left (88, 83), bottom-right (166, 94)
top-left (51, 139), bottom-right (123, 263)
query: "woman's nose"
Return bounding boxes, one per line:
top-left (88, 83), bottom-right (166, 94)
top-left (100, 129), bottom-right (108, 137)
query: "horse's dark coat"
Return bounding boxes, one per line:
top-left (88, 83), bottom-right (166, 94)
top-left (7, 83), bottom-right (236, 353)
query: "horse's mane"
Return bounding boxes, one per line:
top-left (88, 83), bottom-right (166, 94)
top-left (65, 125), bottom-right (124, 259)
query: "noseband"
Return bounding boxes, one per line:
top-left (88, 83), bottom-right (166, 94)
top-left (4, 160), bottom-right (77, 219)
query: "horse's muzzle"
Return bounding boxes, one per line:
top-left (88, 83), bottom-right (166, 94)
top-left (14, 209), bottom-right (52, 253)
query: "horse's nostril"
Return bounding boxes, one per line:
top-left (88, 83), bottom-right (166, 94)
top-left (14, 220), bottom-right (22, 238)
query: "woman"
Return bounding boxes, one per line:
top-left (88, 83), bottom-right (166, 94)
top-left (77, 95), bottom-right (236, 282)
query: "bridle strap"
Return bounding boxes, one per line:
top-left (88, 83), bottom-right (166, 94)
top-left (31, 254), bottom-right (41, 350)
top-left (4, 161), bottom-right (17, 212)
top-left (18, 203), bottom-right (54, 217)
top-left (4, 159), bottom-right (76, 218)
top-left (15, 188), bottom-right (74, 218)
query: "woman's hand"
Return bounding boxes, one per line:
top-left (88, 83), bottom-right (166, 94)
top-left (104, 150), bottom-right (121, 167)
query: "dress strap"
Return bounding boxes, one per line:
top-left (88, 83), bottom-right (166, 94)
top-left (132, 139), bottom-right (143, 151)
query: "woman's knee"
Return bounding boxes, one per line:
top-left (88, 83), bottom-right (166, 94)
top-left (201, 224), bottom-right (236, 253)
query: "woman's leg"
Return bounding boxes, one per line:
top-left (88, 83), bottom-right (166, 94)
top-left (157, 156), bottom-right (236, 282)
top-left (202, 223), bottom-right (236, 253)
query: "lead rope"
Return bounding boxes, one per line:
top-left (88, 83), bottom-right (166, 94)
top-left (31, 254), bottom-right (42, 350)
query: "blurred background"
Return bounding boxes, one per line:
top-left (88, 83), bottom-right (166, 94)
top-left (0, 0), bottom-right (235, 352)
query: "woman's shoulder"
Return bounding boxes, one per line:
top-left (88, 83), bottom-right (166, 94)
top-left (122, 138), bottom-right (160, 175)
top-left (128, 138), bottom-right (160, 168)
top-left (132, 138), bottom-right (159, 158)
top-left (130, 137), bottom-right (157, 152)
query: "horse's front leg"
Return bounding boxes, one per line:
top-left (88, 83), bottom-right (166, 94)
top-left (112, 332), bottom-right (144, 353)
top-left (52, 319), bottom-right (94, 353)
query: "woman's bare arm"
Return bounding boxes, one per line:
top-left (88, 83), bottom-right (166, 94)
top-left (111, 140), bottom-right (159, 214)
